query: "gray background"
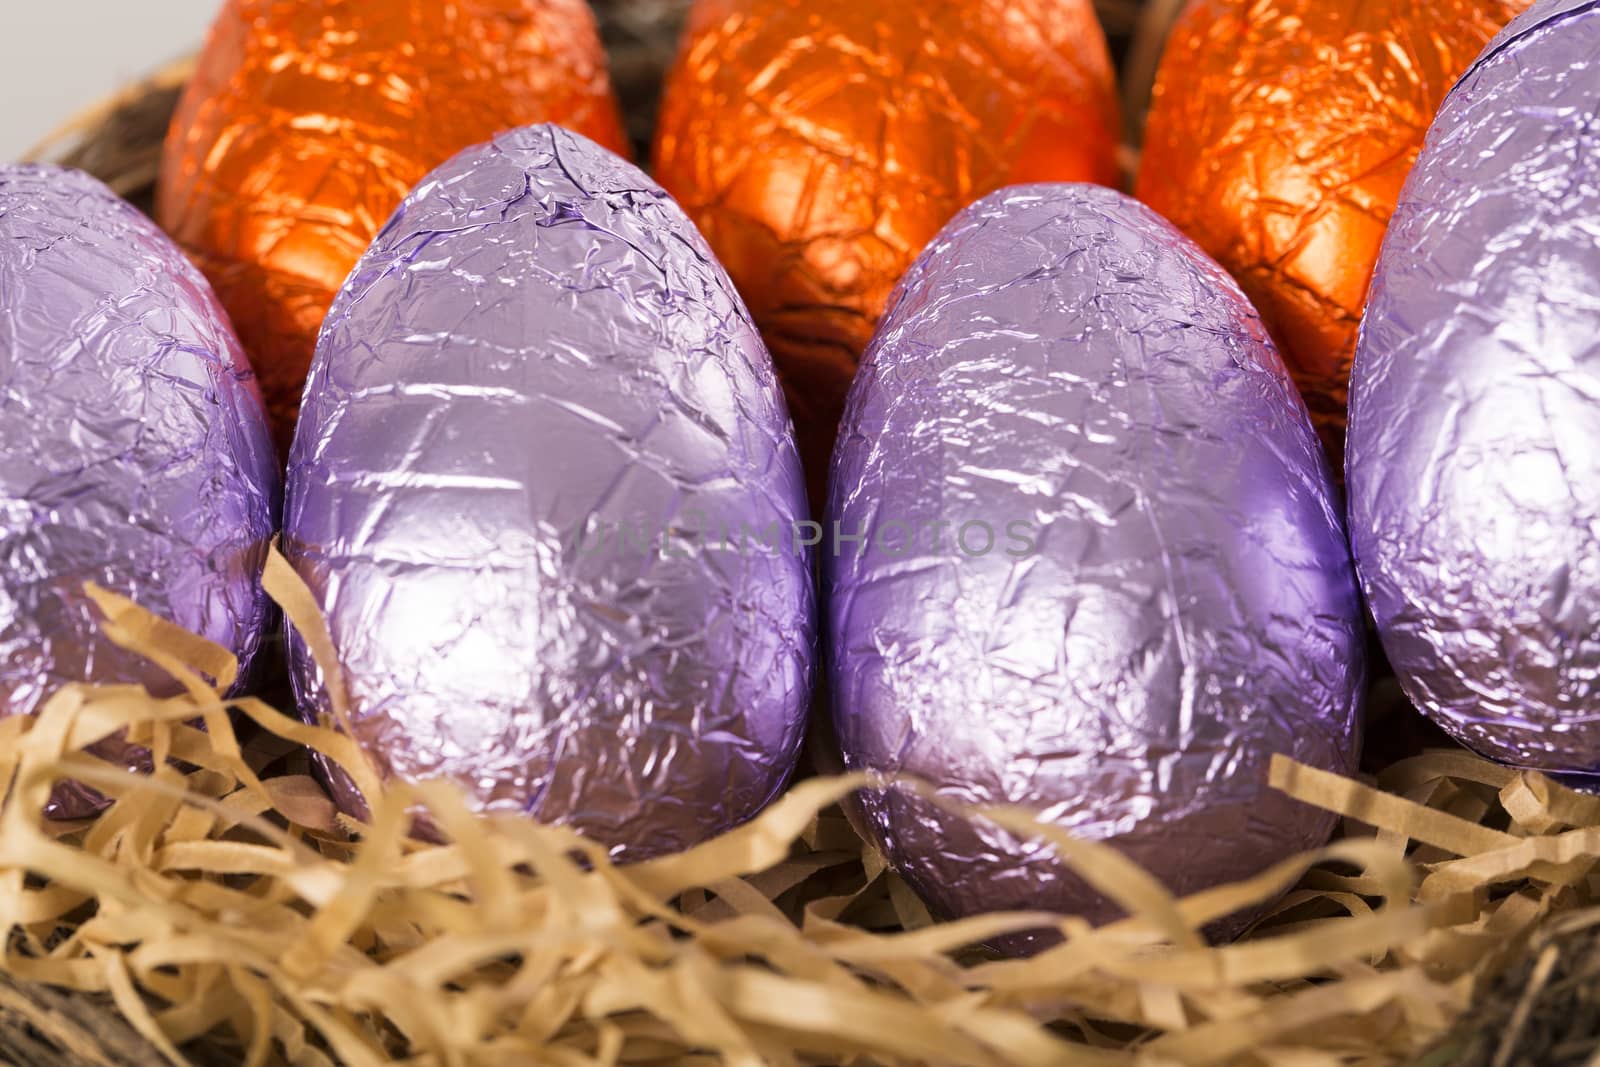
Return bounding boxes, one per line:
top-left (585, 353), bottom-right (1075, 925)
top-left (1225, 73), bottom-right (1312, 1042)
top-left (1, 2), bottom-right (216, 161)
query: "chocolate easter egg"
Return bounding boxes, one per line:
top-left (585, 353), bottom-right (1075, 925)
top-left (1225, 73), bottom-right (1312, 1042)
top-left (284, 125), bottom-right (815, 860)
top-left (0, 166), bottom-right (280, 818)
top-left (828, 183), bottom-right (1365, 946)
top-left (1348, 0), bottom-right (1600, 772)
top-left (654, 0), bottom-right (1120, 506)
top-left (158, 0), bottom-right (627, 454)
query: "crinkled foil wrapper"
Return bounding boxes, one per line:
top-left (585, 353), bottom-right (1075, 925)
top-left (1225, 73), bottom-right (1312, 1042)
top-left (1137, 0), bottom-right (1528, 468)
top-left (284, 125), bottom-right (816, 860)
top-left (0, 166), bottom-right (281, 818)
top-left (157, 0), bottom-right (628, 455)
top-left (828, 184), bottom-right (1367, 947)
top-left (652, 0), bottom-right (1120, 506)
top-left (1348, 0), bottom-right (1600, 773)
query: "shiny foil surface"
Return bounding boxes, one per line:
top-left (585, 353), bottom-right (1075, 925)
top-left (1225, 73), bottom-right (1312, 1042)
top-left (653, 0), bottom-right (1120, 506)
top-left (1347, 0), bottom-right (1600, 773)
top-left (828, 184), bottom-right (1366, 944)
top-left (158, 0), bottom-right (628, 456)
top-left (284, 125), bottom-right (815, 860)
top-left (1137, 0), bottom-right (1527, 468)
top-left (0, 166), bottom-right (281, 819)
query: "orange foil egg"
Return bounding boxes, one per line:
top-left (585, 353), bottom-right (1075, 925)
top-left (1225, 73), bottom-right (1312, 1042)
top-left (158, 0), bottom-right (627, 453)
top-left (1137, 0), bottom-right (1528, 467)
top-left (653, 0), bottom-right (1120, 506)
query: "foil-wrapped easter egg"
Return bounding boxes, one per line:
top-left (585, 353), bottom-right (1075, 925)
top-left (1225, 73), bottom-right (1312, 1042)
top-left (828, 184), bottom-right (1366, 942)
top-left (0, 166), bottom-right (280, 818)
top-left (1348, 0), bottom-right (1600, 772)
top-left (284, 125), bottom-right (814, 859)
top-left (158, 0), bottom-right (628, 455)
top-left (653, 0), bottom-right (1120, 506)
top-left (1138, 0), bottom-right (1528, 467)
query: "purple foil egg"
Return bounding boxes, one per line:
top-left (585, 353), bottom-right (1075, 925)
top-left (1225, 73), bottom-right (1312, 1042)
top-left (283, 124), bottom-right (815, 860)
top-left (1348, 0), bottom-right (1600, 772)
top-left (827, 184), bottom-right (1366, 946)
top-left (0, 165), bottom-right (280, 818)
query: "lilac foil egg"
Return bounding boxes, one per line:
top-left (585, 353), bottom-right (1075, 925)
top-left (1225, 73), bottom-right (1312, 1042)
top-left (283, 124), bottom-right (814, 860)
top-left (1348, 0), bottom-right (1600, 772)
top-left (0, 166), bottom-right (280, 818)
top-left (827, 184), bottom-right (1366, 944)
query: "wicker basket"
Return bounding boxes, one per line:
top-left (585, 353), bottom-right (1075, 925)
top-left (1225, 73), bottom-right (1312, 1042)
top-left (6, 3), bottom-right (1594, 1067)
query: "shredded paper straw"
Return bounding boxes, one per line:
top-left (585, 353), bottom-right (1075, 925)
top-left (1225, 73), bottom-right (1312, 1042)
top-left (1, 546), bottom-right (1596, 1065)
